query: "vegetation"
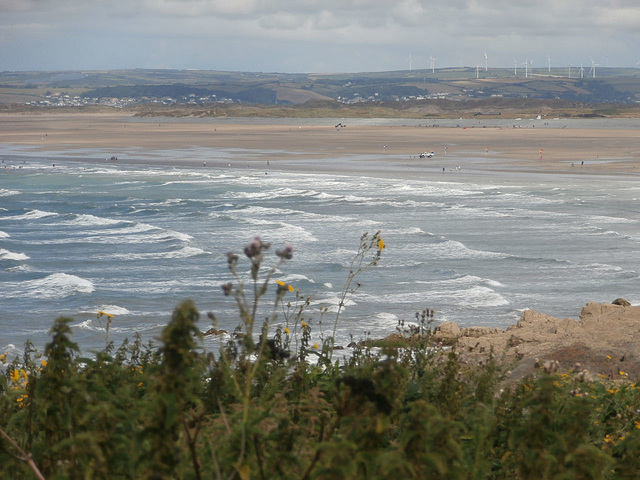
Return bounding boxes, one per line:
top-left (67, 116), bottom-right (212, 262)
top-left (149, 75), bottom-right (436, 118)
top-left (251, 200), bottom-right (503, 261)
top-left (2, 234), bottom-right (640, 479)
top-left (3, 67), bottom-right (640, 106)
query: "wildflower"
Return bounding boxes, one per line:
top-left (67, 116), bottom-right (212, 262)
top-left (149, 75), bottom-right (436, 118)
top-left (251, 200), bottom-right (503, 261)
top-left (604, 434), bottom-right (614, 443)
top-left (9, 369), bottom-right (19, 383)
top-left (97, 310), bottom-right (115, 319)
top-left (41, 359), bottom-right (47, 368)
top-left (138, 382), bottom-right (144, 387)
top-left (226, 251), bottom-right (239, 266)
top-left (313, 342), bottom-right (319, 350)
top-left (244, 236), bottom-right (269, 258)
top-left (276, 244), bottom-right (293, 260)
top-left (221, 282), bottom-right (233, 296)
top-left (378, 238), bottom-right (385, 250)
top-left (634, 421), bottom-right (640, 430)
top-left (620, 370), bottom-right (628, 376)
top-left (607, 355), bottom-right (612, 360)
top-left (301, 321), bottom-right (309, 328)
top-left (284, 327), bottom-right (290, 334)
top-left (0, 353), bottom-right (6, 363)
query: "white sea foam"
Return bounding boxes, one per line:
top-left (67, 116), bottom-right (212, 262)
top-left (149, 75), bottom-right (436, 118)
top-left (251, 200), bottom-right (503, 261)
top-left (91, 305), bottom-right (131, 315)
top-left (0, 248), bottom-right (29, 261)
top-left (79, 228), bottom-right (193, 245)
top-left (0, 189), bottom-right (19, 196)
top-left (280, 273), bottom-right (315, 284)
top-left (0, 230), bottom-right (10, 238)
top-left (58, 214), bottom-right (123, 227)
top-left (310, 296), bottom-right (357, 313)
top-left (410, 275), bottom-right (505, 288)
top-left (74, 318), bottom-right (160, 334)
top-left (5, 273), bottom-right (95, 299)
top-left (401, 240), bottom-right (507, 260)
top-left (0, 209), bottom-right (58, 221)
top-left (5, 264), bottom-right (32, 272)
top-left (585, 214), bottom-right (637, 224)
top-left (107, 246), bottom-right (208, 260)
top-left (369, 312), bottom-right (399, 326)
top-left (385, 227), bottom-right (426, 235)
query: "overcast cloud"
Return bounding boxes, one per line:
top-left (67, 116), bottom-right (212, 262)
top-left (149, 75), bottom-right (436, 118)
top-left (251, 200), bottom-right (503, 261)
top-left (1, 0), bottom-right (638, 72)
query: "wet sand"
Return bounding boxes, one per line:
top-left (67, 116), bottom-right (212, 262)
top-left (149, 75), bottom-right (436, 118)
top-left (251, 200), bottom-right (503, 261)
top-left (1, 113), bottom-right (639, 177)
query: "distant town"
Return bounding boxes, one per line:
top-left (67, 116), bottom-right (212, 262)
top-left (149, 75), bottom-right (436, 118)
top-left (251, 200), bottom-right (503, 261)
top-left (26, 92), bottom-right (234, 108)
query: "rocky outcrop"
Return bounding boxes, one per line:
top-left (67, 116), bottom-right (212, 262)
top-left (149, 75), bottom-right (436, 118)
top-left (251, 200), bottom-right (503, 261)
top-left (432, 300), bottom-right (640, 383)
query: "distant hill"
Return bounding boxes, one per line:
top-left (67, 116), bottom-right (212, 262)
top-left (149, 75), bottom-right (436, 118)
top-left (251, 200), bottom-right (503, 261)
top-left (1, 68), bottom-right (640, 113)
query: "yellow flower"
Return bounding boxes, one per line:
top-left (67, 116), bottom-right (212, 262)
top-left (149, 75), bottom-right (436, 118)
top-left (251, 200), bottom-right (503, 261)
top-left (604, 434), bottom-right (614, 443)
top-left (606, 355), bottom-right (612, 360)
top-left (276, 279), bottom-right (294, 292)
top-left (20, 369), bottom-right (28, 381)
top-left (97, 310), bottom-right (115, 319)
top-left (0, 353), bottom-right (6, 363)
top-left (620, 371), bottom-right (628, 376)
top-left (313, 342), bottom-right (319, 350)
top-left (301, 321), bottom-right (308, 328)
top-left (137, 382), bottom-right (144, 387)
top-left (378, 238), bottom-right (385, 250)
top-left (40, 360), bottom-right (47, 368)
top-left (284, 327), bottom-right (290, 334)
top-left (9, 370), bottom-right (19, 383)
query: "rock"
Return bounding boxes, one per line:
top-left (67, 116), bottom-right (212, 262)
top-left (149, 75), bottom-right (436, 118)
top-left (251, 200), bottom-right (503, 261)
top-left (435, 301), bottom-right (640, 385)
top-left (433, 321), bottom-right (461, 340)
top-left (460, 326), bottom-right (503, 337)
top-left (203, 327), bottom-right (227, 336)
top-left (612, 298), bottom-right (631, 307)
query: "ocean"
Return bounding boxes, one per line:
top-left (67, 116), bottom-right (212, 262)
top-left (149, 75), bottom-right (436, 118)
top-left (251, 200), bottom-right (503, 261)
top-left (2, 137), bottom-right (640, 357)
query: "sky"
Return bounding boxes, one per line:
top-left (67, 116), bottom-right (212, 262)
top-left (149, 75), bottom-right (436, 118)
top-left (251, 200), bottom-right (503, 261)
top-left (1, 0), bottom-right (639, 73)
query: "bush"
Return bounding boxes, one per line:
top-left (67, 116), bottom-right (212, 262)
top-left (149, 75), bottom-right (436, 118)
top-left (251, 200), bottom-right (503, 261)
top-left (0, 234), bottom-right (635, 479)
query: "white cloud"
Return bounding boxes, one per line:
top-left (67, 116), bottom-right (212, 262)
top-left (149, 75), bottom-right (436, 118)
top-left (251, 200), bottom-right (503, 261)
top-left (1, 0), bottom-right (640, 71)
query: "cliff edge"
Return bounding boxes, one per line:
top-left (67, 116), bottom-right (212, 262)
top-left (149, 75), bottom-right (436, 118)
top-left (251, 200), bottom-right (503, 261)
top-left (432, 300), bottom-right (640, 383)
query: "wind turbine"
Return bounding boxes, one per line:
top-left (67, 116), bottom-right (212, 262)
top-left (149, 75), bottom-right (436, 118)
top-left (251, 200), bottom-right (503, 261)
top-left (524, 59), bottom-right (532, 78)
top-left (429, 55), bottom-right (436, 73)
top-left (513, 58), bottom-right (519, 76)
top-left (568, 64), bottom-right (572, 78)
top-left (484, 51), bottom-right (488, 72)
top-left (590, 58), bottom-right (598, 78)
top-left (547, 55), bottom-right (552, 72)
top-left (476, 65), bottom-right (480, 79)
top-left (408, 53), bottom-right (412, 71)
top-left (579, 63), bottom-right (584, 78)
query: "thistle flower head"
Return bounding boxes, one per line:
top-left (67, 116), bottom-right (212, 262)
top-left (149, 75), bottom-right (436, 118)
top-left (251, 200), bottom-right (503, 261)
top-left (276, 244), bottom-right (294, 260)
top-left (244, 237), bottom-right (270, 258)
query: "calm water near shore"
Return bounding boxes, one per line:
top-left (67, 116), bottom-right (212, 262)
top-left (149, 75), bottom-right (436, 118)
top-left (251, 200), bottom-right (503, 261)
top-left (2, 149), bottom-right (640, 356)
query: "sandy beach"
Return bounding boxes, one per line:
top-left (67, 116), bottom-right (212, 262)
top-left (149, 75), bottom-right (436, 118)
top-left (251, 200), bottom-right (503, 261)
top-left (1, 113), bottom-right (639, 177)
